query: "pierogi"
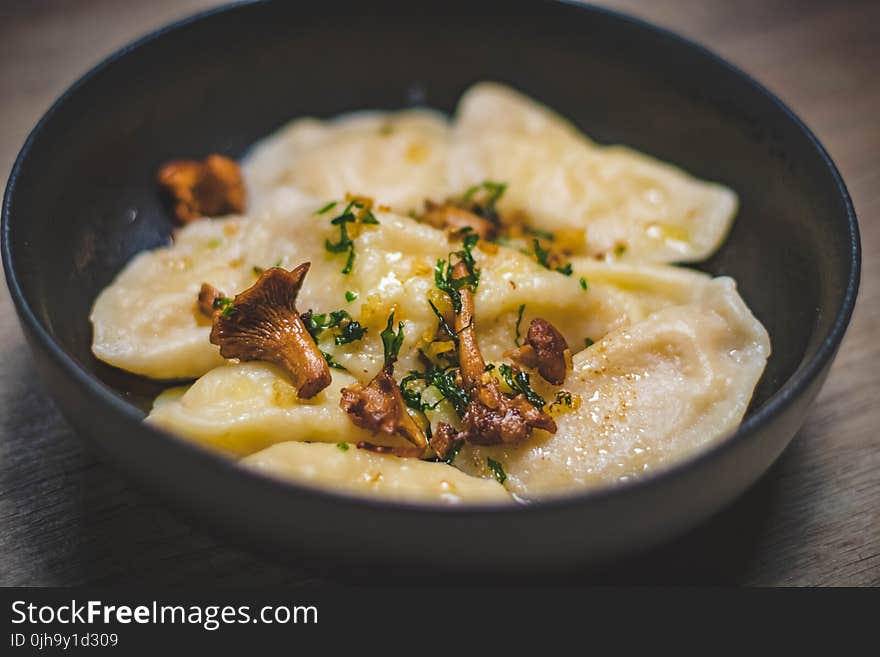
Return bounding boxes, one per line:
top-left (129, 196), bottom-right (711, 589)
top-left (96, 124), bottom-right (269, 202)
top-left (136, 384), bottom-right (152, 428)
top-left (91, 82), bottom-right (770, 504)
top-left (450, 83), bottom-right (737, 263)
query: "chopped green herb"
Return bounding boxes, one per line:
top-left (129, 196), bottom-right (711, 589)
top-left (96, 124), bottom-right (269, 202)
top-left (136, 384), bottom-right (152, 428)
top-left (579, 277), bottom-right (589, 291)
top-left (498, 364), bottom-right (545, 408)
top-left (429, 367), bottom-right (468, 416)
top-left (207, 238), bottom-right (222, 249)
top-left (335, 320), bottom-right (367, 345)
top-left (400, 365), bottom-right (469, 417)
top-left (252, 265), bottom-right (265, 275)
top-left (554, 390), bottom-right (574, 407)
top-left (584, 337), bottom-right (595, 348)
top-left (428, 300), bottom-right (458, 344)
top-left (325, 199), bottom-right (380, 274)
top-left (514, 304), bottom-right (526, 347)
top-left (322, 351), bottom-right (346, 370)
top-left (400, 371), bottom-right (428, 412)
top-left (463, 181), bottom-right (507, 223)
top-left (614, 243), bottom-right (628, 256)
top-left (434, 258), bottom-right (461, 312)
top-left (487, 458), bottom-right (507, 485)
top-left (444, 441), bottom-right (463, 465)
top-left (337, 442), bottom-right (349, 451)
top-left (304, 309), bottom-right (366, 346)
top-left (434, 232), bottom-right (481, 313)
top-left (316, 201), bottom-right (338, 215)
top-left (532, 239), bottom-right (573, 276)
top-left (380, 312), bottom-right (405, 364)
top-left (213, 296), bottom-right (236, 317)
top-left (459, 231), bottom-right (479, 274)
top-left (274, 259), bottom-right (283, 267)
top-left (345, 290), bottom-right (358, 302)
top-left (305, 309), bottom-right (347, 339)
top-left (532, 239), bottom-right (551, 267)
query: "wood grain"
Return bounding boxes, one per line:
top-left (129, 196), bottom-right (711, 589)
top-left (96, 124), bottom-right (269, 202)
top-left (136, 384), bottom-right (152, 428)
top-left (1, 0), bottom-right (877, 586)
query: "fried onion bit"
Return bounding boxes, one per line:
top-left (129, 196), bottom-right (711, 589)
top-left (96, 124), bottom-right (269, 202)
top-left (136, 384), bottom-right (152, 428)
top-left (209, 263), bottom-right (331, 399)
top-left (508, 318), bottom-right (571, 385)
top-left (157, 154), bottom-right (246, 224)
top-left (341, 313), bottom-right (429, 457)
top-left (436, 262), bottom-right (556, 448)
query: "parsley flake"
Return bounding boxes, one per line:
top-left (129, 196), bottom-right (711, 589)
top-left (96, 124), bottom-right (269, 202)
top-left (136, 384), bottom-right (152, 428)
top-left (212, 296), bottom-right (236, 317)
top-left (325, 199), bottom-right (380, 274)
top-left (400, 365), bottom-right (468, 417)
top-left (444, 441), bottom-right (463, 465)
top-left (514, 304), bottom-right (526, 347)
top-left (487, 458), bottom-right (507, 485)
top-left (303, 309), bottom-right (367, 346)
top-left (322, 351), bottom-right (346, 370)
top-left (380, 312), bottom-right (405, 365)
top-left (532, 239), bottom-right (573, 276)
top-left (463, 181), bottom-right (507, 223)
top-left (434, 232), bottom-right (481, 313)
top-left (316, 201), bottom-right (338, 215)
top-left (498, 364), bottom-right (545, 408)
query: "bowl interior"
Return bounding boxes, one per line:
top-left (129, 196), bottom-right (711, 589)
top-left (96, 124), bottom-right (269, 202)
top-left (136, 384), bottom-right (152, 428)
top-left (4, 0), bottom-right (855, 435)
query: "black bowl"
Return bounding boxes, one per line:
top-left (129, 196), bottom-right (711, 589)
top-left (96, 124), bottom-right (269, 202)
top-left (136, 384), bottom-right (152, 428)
top-left (2, 0), bottom-right (860, 573)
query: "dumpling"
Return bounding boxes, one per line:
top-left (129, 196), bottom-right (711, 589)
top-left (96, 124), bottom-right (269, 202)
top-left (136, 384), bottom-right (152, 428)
top-left (449, 82), bottom-right (737, 263)
top-left (453, 277), bottom-right (770, 497)
top-left (90, 181), bottom-right (718, 389)
top-left (146, 362), bottom-right (398, 457)
top-left (244, 109), bottom-right (451, 213)
top-left (242, 441), bottom-right (511, 504)
top-left (142, 253), bottom-right (717, 460)
top-left (90, 216), bottom-right (252, 379)
top-left (243, 197), bottom-right (718, 381)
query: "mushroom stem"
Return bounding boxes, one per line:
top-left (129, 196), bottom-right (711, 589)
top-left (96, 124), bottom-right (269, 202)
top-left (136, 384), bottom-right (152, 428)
top-left (443, 261), bottom-right (557, 446)
top-left (451, 261), bottom-right (486, 387)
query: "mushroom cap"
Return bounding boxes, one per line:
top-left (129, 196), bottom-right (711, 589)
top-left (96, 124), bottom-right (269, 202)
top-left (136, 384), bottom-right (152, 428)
top-left (210, 263), bottom-right (331, 399)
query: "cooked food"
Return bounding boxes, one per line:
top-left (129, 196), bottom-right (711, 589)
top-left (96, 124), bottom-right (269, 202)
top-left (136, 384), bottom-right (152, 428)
top-left (450, 83), bottom-right (737, 263)
top-left (157, 154), bottom-right (246, 224)
top-left (244, 110), bottom-right (450, 215)
top-left (242, 442), bottom-right (510, 504)
top-left (91, 83), bottom-right (770, 503)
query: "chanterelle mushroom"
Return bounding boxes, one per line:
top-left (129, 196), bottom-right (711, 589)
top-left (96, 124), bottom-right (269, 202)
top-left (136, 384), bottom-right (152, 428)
top-left (197, 283), bottom-right (224, 318)
top-left (157, 154), bottom-right (246, 224)
top-left (209, 263), bottom-right (331, 399)
top-left (433, 262), bottom-right (556, 456)
top-left (340, 313), bottom-right (429, 456)
top-left (420, 199), bottom-right (498, 241)
top-left (508, 318), bottom-right (571, 385)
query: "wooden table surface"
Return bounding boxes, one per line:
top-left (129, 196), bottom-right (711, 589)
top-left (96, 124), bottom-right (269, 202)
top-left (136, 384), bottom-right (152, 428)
top-left (1, 0), bottom-right (877, 586)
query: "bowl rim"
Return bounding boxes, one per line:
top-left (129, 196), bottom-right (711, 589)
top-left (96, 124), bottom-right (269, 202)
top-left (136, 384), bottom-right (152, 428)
top-left (1, 0), bottom-right (862, 516)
